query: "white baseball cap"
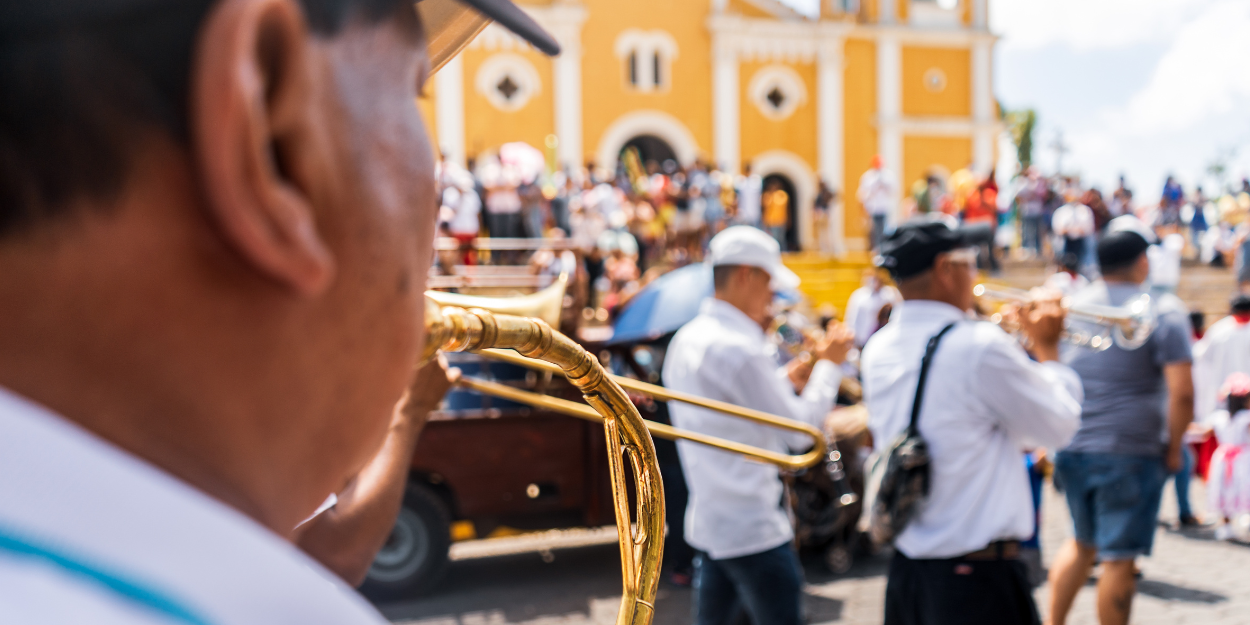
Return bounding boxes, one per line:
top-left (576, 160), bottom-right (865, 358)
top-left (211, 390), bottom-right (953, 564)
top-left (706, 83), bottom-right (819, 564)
top-left (707, 226), bottom-right (801, 291)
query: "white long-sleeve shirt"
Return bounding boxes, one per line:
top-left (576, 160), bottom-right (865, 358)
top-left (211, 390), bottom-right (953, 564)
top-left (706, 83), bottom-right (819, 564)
top-left (861, 300), bottom-right (1083, 559)
top-left (663, 298), bottom-right (842, 559)
top-left (844, 284), bottom-right (902, 347)
top-left (857, 168), bottom-right (897, 216)
top-left (1193, 315), bottom-right (1250, 421)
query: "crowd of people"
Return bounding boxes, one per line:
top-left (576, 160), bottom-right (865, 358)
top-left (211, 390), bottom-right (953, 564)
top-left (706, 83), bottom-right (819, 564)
top-left (6, 2), bottom-right (1250, 625)
top-left (434, 145), bottom-right (851, 311)
top-left (891, 164), bottom-right (1250, 289)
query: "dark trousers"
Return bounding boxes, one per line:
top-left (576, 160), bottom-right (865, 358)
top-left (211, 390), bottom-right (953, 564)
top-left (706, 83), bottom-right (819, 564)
top-left (1061, 236), bottom-right (1086, 265)
top-left (884, 549), bottom-right (1040, 625)
top-left (694, 543), bottom-right (803, 625)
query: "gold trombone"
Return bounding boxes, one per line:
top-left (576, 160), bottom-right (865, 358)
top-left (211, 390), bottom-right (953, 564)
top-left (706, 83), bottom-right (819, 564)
top-left (422, 297), bottom-right (661, 625)
top-left (973, 283), bottom-right (1157, 351)
top-left (422, 279), bottom-right (832, 624)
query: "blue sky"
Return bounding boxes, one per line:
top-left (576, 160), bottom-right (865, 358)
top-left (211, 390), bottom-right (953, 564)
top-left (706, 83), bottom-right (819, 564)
top-left (781, 0), bottom-right (1250, 201)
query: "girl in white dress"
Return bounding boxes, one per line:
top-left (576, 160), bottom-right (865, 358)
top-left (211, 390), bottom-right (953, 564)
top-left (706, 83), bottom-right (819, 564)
top-left (1208, 373), bottom-right (1250, 541)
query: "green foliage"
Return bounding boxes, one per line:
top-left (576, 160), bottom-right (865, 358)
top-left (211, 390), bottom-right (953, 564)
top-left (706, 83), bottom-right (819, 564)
top-left (1005, 109), bottom-right (1037, 173)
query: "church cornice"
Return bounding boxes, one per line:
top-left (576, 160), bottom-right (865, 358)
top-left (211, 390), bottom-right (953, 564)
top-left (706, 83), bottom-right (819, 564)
top-left (707, 14), bottom-right (997, 63)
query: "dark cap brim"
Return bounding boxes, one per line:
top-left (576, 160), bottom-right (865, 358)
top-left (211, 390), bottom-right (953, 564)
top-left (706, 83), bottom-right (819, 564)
top-left (452, 0), bottom-right (560, 56)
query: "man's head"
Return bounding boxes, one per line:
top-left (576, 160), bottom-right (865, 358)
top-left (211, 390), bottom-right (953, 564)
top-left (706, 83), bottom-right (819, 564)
top-left (0, 0), bottom-right (556, 532)
top-left (1230, 293), bottom-right (1250, 322)
top-left (709, 226), bottom-right (799, 328)
top-left (876, 220), bottom-right (977, 311)
top-left (1097, 230), bottom-right (1151, 285)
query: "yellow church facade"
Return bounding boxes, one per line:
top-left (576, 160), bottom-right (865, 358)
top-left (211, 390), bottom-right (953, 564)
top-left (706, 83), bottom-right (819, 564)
top-left (420, 0), bottom-right (998, 253)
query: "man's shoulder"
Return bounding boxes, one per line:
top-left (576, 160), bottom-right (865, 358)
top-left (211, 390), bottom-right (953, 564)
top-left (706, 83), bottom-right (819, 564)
top-left (669, 315), bottom-right (755, 356)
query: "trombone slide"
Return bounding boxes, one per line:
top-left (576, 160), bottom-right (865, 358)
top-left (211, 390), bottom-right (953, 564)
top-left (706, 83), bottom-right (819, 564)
top-left (475, 348), bottom-right (828, 471)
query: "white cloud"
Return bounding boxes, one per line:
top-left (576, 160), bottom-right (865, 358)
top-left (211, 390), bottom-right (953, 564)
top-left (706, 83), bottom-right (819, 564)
top-left (990, 0), bottom-right (1209, 50)
top-left (1116, 1), bottom-right (1250, 134)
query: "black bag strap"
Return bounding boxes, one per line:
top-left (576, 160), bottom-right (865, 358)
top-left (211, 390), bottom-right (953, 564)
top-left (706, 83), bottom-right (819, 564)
top-left (906, 322), bottom-right (958, 435)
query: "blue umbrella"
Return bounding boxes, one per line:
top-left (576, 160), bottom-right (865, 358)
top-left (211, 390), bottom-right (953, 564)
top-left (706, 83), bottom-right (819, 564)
top-left (608, 263), bottom-right (713, 345)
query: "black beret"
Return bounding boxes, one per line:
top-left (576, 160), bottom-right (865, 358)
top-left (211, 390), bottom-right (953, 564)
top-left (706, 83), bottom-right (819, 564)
top-left (1097, 230), bottom-right (1151, 271)
top-left (874, 220), bottom-right (971, 280)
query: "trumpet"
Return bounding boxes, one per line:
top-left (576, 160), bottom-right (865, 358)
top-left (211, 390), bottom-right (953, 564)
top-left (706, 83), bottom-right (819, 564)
top-left (973, 284), bottom-right (1157, 351)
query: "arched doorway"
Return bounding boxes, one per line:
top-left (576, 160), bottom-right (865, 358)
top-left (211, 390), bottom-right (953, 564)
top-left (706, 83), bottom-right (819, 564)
top-left (620, 135), bottom-right (678, 174)
top-left (595, 110), bottom-right (700, 174)
top-left (762, 173), bottom-right (799, 251)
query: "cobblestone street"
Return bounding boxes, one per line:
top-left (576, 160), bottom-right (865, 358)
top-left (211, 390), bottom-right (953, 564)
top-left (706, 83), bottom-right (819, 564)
top-left (380, 479), bottom-right (1250, 625)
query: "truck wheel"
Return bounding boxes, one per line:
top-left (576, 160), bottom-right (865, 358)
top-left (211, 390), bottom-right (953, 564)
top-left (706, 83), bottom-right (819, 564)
top-left (359, 483), bottom-right (451, 601)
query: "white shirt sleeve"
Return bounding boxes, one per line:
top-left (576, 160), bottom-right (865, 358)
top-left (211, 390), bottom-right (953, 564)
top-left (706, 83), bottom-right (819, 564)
top-left (711, 354), bottom-right (842, 451)
top-left (975, 337), bottom-right (1084, 449)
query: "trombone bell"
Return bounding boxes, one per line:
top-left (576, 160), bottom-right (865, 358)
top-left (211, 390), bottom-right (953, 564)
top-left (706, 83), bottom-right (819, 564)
top-left (422, 295), bottom-right (663, 625)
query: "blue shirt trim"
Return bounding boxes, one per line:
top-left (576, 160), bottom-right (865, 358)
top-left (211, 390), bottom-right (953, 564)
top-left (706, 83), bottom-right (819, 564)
top-left (0, 523), bottom-right (211, 625)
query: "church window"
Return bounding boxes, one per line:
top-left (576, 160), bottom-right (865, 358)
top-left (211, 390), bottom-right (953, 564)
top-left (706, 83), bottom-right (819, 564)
top-left (923, 68), bottom-right (947, 93)
top-left (614, 29), bottom-right (678, 93)
top-left (474, 53), bottom-right (541, 112)
top-left (748, 65), bottom-right (807, 121)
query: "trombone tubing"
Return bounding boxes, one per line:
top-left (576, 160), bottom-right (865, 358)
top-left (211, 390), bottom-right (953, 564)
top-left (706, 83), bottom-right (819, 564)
top-left (476, 348), bottom-right (828, 471)
top-left (426, 301), bottom-right (662, 625)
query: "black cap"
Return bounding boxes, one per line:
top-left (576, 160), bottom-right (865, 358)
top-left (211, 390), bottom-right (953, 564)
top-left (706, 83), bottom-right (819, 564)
top-left (874, 220), bottom-right (971, 280)
top-left (455, 0), bottom-right (558, 55)
top-left (1097, 230), bottom-right (1151, 272)
top-left (0, 0), bottom-right (560, 56)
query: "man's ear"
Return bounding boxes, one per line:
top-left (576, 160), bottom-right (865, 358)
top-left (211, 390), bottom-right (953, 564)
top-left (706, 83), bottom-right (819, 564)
top-left (191, 0), bottom-right (335, 296)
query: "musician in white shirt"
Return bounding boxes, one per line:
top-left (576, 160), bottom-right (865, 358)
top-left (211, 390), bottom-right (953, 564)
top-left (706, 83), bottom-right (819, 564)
top-left (861, 220), bottom-right (1083, 625)
top-left (0, 0), bottom-right (557, 622)
top-left (663, 226), bottom-right (855, 625)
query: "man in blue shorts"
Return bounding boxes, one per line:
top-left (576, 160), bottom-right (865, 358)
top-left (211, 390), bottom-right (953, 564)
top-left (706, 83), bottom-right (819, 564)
top-left (1048, 226), bottom-right (1195, 625)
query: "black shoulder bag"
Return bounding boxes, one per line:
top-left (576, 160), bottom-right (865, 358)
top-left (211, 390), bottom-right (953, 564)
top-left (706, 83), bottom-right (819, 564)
top-left (868, 322), bottom-right (957, 545)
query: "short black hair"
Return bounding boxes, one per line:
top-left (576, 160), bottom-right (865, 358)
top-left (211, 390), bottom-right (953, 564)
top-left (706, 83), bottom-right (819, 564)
top-left (1097, 230), bottom-right (1150, 275)
top-left (0, 0), bottom-right (407, 237)
top-left (1232, 293), bottom-right (1250, 315)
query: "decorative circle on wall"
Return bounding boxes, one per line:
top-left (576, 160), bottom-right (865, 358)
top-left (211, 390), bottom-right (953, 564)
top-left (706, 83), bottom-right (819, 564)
top-left (923, 67), bottom-right (947, 93)
top-left (475, 53), bottom-right (541, 112)
top-left (747, 65), bottom-right (808, 121)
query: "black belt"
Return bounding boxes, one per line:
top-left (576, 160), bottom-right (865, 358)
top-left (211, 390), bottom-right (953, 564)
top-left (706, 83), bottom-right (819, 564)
top-left (960, 540), bottom-right (1021, 561)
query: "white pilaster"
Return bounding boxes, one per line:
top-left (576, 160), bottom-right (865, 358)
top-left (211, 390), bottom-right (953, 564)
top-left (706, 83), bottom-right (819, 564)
top-left (876, 34), bottom-right (903, 223)
top-left (539, 4), bottom-right (588, 171)
top-left (972, 0), bottom-right (988, 29)
top-left (879, 0), bottom-right (897, 24)
top-left (971, 39), bottom-right (993, 174)
top-left (434, 54), bottom-right (465, 167)
top-left (712, 38), bottom-right (740, 173)
top-left (817, 38), bottom-right (846, 256)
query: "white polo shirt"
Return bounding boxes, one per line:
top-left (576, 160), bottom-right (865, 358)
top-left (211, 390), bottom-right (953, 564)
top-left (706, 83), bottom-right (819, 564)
top-left (0, 387), bottom-right (387, 625)
top-left (663, 298), bottom-right (842, 560)
top-left (861, 300), bottom-right (1083, 559)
